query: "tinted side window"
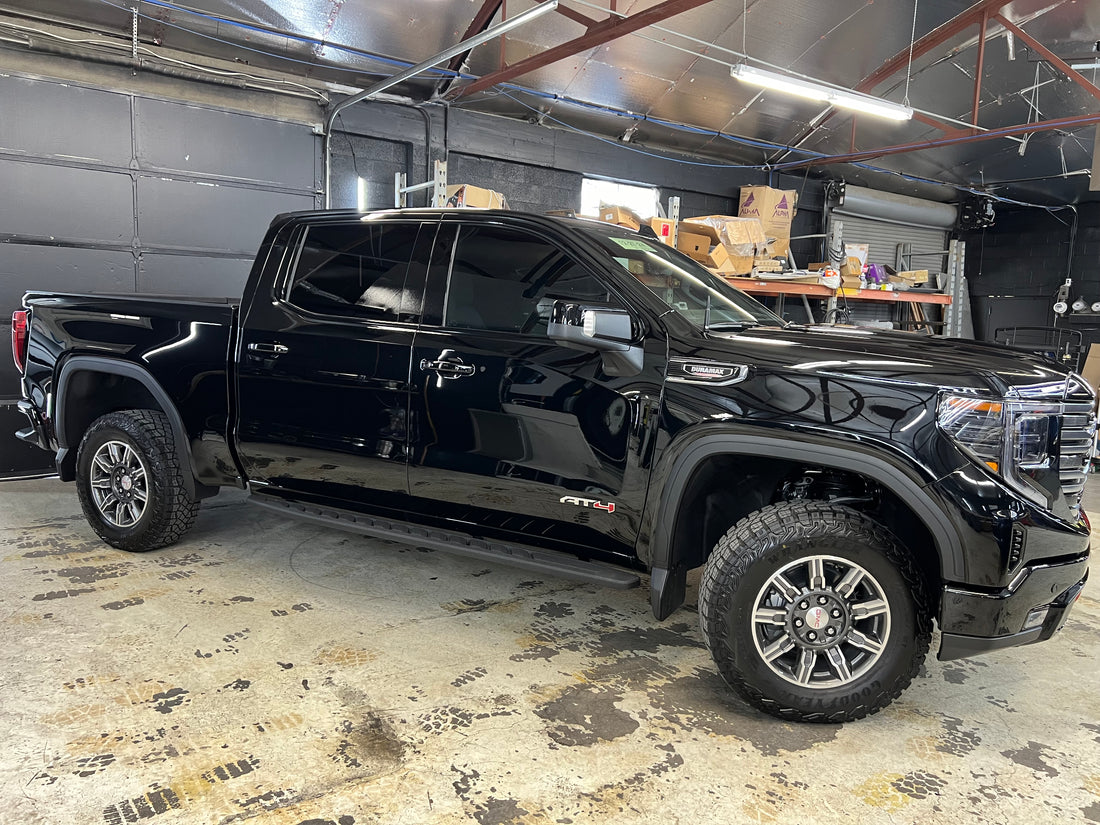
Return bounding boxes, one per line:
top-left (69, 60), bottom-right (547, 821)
top-left (445, 225), bottom-right (613, 334)
top-left (287, 222), bottom-right (421, 321)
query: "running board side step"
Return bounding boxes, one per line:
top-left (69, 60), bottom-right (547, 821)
top-left (249, 495), bottom-right (641, 590)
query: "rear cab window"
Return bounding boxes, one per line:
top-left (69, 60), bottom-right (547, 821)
top-left (284, 220), bottom-right (427, 323)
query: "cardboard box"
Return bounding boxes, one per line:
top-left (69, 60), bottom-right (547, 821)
top-left (753, 258), bottom-right (783, 272)
top-left (703, 243), bottom-right (737, 272)
top-left (844, 243), bottom-right (870, 267)
top-left (649, 217), bottom-right (675, 245)
top-left (738, 186), bottom-right (796, 256)
top-left (445, 184), bottom-right (508, 209)
top-left (599, 205), bottom-right (642, 231)
top-left (840, 256), bottom-right (864, 278)
top-left (676, 229), bottom-right (714, 261)
top-left (893, 269), bottom-right (929, 284)
top-left (684, 216), bottom-right (766, 257)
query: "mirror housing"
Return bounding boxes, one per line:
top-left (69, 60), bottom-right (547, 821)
top-left (547, 301), bottom-right (643, 376)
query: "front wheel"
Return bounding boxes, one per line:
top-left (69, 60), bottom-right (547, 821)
top-left (699, 501), bottom-right (931, 723)
top-left (75, 409), bottom-right (199, 552)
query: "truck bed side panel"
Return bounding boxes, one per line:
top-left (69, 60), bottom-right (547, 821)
top-left (22, 294), bottom-right (242, 487)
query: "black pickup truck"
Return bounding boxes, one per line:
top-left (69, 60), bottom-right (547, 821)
top-left (12, 208), bottom-right (1092, 722)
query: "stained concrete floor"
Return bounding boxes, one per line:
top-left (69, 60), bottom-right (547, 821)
top-left (0, 478), bottom-right (1098, 825)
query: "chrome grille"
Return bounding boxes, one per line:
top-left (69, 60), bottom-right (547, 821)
top-left (1059, 400), bottom-right (1096, 514)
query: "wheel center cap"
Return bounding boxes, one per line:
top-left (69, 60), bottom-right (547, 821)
top-left (804, 606), bottom-right (829, 629)
top-left (120, 475), bottom-right (133, 491)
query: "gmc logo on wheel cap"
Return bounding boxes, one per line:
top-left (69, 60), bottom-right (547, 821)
top-left (560, 495), bottom-right (615, 513)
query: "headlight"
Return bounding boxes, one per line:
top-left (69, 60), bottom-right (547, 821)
top-left (936, 395), bottom-right (1004, 472)
top-left (937, 394), bottom-right (1057, 507)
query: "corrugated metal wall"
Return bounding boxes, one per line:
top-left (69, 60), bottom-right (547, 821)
top-left (0, 71), bottom-right (320, 474)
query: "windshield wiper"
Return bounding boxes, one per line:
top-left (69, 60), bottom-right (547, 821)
top-left (705, 321), bottom-right (760, 331)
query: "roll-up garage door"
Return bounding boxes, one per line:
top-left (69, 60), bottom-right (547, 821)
top-left (825, 185), bottom-right (957, 326)
top-left (828, 184), bottom-right (956, 274)
top-left (829, 215), bottom-right (948, 273)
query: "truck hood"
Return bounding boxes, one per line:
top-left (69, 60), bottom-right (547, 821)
top-left (702, 324), bottom-right (1074, 395)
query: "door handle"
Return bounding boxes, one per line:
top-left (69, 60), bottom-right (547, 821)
top-left (248, 342), bottom-right (289, 355)
top-left (420, 358), bottom-right (475, 378)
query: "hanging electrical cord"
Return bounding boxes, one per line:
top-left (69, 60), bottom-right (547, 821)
top-left (903, 0), bottom-right (919, 107)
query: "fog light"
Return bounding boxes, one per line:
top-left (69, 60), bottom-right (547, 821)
top-left (1023, 606), bottom-right (1050, 630)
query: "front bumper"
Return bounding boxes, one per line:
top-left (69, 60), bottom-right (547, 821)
top-left (938, 555), bottom-right (1089, 661)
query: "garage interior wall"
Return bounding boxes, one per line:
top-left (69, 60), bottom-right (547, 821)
top-left (963, 203), bottom-right (1100, 345)
top-left (1, 61), bottom-right (832, 475)
top-left (0, 67), bottom-right (321, 475)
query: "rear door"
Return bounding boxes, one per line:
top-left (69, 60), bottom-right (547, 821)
top-left (235, 217), bottom-right (431, 512)
top-left (406, 217), bottom-right (664, 563)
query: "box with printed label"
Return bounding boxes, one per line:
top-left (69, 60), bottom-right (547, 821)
top-left (738, 186), bottom-right (797, 256)
top-left (599, 205), bottom-right (642, 231)
top-left (649, 217), bottom-right (675, 245)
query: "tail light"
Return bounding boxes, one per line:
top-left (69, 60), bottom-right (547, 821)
top-left (11, 310), bottom-right (28, 373)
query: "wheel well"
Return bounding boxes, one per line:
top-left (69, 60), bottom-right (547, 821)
top-left (59, 370), bottom-right (164, 476)
top-left (671, 454), bottom-right (943, 613)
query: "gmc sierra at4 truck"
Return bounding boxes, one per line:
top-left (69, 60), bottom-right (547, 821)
top-left (11, 208), bottom-right (1092, 722)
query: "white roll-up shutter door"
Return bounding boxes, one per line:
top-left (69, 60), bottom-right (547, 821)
top-left (828, 184), bottom-right (955, 273)
top-left (830, 215), bottom-right (948, 272)
top-left (825, 185), bottom-right (957, 326)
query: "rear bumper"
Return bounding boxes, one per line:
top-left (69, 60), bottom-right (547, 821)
top-left (15, 399), bottom-right (51, 451)
top-left (938, 556), bottom-right (1089, 661)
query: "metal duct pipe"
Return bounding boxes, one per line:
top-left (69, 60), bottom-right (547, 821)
top-left (832, 184), bottom-right (958, 230)
top-left (322, 0), bottom-right (558, 207)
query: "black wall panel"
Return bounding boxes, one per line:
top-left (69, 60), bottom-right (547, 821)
top-left (0, 71), bottom-right (320, 475)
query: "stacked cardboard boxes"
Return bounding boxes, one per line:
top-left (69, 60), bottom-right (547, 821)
top-left (738, 186), bottom-right (797, 257)
top-left (677, 215), bottom-right (768, 275)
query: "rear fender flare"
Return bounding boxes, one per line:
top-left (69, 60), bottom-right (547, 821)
top-left (54, 356), bottom-right (197, 498)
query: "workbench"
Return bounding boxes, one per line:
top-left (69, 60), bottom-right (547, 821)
top-left (725, 277), bottom-right (952, 330)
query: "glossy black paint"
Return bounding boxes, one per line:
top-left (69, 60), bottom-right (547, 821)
top-left (234, 216), bottom-right (429, 510)
top-left (14, 209), bottom-right (1091, 656)
top-left (17, 293), bottom-right (239, 487)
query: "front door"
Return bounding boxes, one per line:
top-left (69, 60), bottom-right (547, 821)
top-left (235, 217), bottom-right (431, 512)
top-left (407, 219), bottom-right (663, 563)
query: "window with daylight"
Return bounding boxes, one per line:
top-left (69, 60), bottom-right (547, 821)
top-left (580, 178), bottom-right (659, 220)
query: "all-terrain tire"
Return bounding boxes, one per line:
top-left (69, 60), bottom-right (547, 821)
top-left (75, 409), bottom-right (199, 552)
top-left (699, 500), bottom-right (931, 723)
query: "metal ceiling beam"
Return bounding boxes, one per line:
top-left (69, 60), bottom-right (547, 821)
top-left (435, 0), bottom-right (504, 96)
top-left (773, 112), bottom-right (1100, 172)
top-left (971, 12), bottom-right (988, 126)
top-left (855, 0), bottom-right (1015, 94)
top-left (450, 0), bottom-right (716, 99)
top-left (771, 0), bottom-right (1016, 162)
top-left (993, 14), bottom-right (1100, 105)
top-left (553, 2), bottom-right (600, 29)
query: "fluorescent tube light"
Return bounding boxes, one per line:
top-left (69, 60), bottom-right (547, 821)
top-left (731, 64), bottom-right (914, 121)
top-left (1070, 61), bottom-right (1100, 70)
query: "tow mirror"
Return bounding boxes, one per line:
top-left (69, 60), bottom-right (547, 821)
top-left (547, 301), bottom-right (643, 376)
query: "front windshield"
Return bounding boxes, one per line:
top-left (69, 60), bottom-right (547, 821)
top-left (581, 227), bottom-right (785, 329)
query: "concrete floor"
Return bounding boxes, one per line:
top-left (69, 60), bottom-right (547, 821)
top-left (1, 479), bottom-right (1098, 825)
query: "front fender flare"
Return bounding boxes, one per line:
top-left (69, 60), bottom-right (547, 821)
top-left (640, 425), bottom-right (965, 619)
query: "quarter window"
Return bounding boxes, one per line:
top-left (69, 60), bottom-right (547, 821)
top-left (287, 222), bottom-right (421, 321)
top-left (445, 225), bottom-right (614, 334)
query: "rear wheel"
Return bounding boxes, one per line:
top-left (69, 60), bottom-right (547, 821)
top-left (699, 500), bottom-right (930, 723)
top-left (76, 409), bottom-right (198, 552)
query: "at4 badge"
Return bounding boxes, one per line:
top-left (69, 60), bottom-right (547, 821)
top-left (560, 495), bottom-right (616, 514)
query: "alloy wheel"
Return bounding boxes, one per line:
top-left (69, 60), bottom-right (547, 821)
top-left (89, 440), bottom-right (150, 528)
top-left (751, 554), bottom-right (892, 688)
